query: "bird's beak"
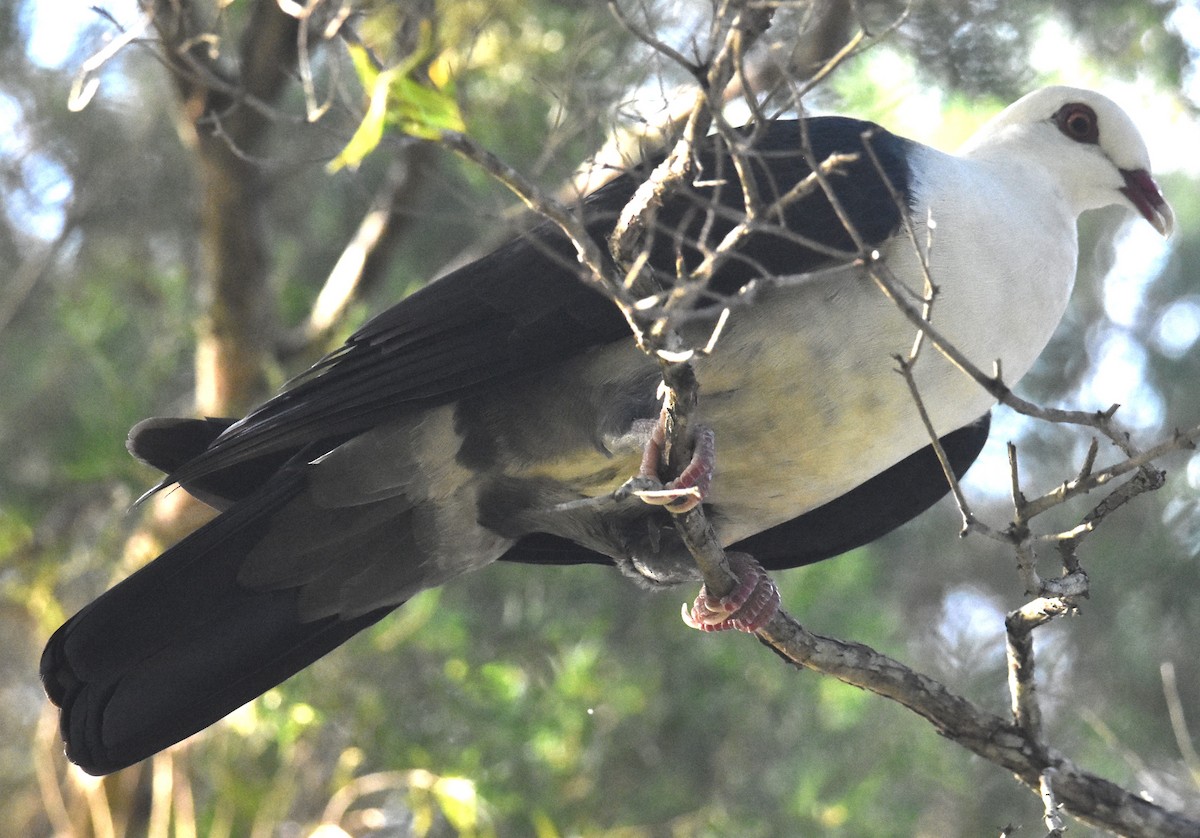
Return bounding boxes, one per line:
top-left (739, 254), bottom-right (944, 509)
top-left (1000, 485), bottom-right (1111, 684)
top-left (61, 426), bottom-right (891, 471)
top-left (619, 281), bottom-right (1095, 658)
top-left (1120, 168), bottom-right (1174, 237)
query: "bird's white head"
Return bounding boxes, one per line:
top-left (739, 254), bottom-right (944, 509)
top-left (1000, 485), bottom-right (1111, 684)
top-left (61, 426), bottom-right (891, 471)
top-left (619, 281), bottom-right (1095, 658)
top-left (959, 85), bottom-right (1174, 237)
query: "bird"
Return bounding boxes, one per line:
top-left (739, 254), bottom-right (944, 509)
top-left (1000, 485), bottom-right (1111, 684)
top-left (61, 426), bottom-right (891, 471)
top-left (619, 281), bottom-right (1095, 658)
top-left (41, 86), bottom-right (1173, 775)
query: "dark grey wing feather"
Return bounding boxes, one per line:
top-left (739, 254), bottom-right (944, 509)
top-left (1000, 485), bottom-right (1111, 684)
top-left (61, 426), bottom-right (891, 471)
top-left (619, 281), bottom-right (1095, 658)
top-left (44, 116), bottom-right (917, 775)
top-left (40, 466), bottom-right (397, 775)
top-left (154, 117), bottom-right (911, 496)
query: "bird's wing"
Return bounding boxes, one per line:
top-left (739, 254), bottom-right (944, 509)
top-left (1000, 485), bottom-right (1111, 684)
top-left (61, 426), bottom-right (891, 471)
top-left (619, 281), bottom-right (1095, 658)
top-left (153, 117), bottom-right (913, 497)
top-left (45, 118), bottom-right (920, 775)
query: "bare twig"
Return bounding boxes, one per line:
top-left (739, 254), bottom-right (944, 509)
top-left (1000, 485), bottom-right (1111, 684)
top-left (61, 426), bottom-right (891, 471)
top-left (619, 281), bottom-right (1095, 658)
top-left (276, 0), bottom-right (350, 122)
top-left (1006, 614), bottom-right (1043, 739)
top-left (864, 254), bottom-right (1151, 457)
top-left (280, 151), bottom-right (430, 357)
top-left (437, 7), bottom-right (1200, 834)
top-left (1006, 443), bottom-right (1046, 594)
top-left (1161, 661), bottom-right (1200, 790)
top-left (860, 129), bottom-right (938, 361)
top-left (34, 707), bottom-right (74, 838)
top-left (895, 354), bottom-right (988, 537)
top-left (608, 1), bottom-right (700, 75)
top-left (305, 162), bottom-right (405, 337)
top-left (69, 16), bottom-right (151, 111)
top-left (0, 214), bottom-right (80, 337)
top-left (1017, 432), bottom-right (1174, 522)
top-left (759, 610), bottom-right (1200, 836)
top-left (1040, 768), bottom-right (1067, 836)
top-left (436, 130), bottom-right (618, 303)
top-left (1006, 597), bottom-right (1077, 741)
top-left (600, 2), bottom-right (779, 603)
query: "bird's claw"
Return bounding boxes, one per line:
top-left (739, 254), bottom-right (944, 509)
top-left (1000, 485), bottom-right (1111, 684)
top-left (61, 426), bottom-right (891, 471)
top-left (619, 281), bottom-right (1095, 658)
top-left (634, 485), bottom-right (704, 508)
top-left (683, 552), bottom-right (780, 633)
top-left (637, 416), bottom-right (715, 514)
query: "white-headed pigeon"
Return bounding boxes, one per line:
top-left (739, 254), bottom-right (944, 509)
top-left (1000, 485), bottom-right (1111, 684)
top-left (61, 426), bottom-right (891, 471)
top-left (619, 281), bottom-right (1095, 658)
top-left (42, 86), bottom-right (1173, 774)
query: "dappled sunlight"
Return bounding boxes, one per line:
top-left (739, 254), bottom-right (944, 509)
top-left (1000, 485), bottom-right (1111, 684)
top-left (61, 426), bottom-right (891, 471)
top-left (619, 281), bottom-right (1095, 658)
top-left (7, 2), bottom-right (1200, 835)
top-left (1083, 327), bottom-right (1165, 428)
top-left (1154, 295), bottom-right (1200, 357)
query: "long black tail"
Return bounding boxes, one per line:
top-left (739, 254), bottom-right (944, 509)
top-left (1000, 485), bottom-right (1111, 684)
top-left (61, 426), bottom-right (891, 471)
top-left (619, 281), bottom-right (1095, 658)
top-left (40, 472), bottom-right (397, 775)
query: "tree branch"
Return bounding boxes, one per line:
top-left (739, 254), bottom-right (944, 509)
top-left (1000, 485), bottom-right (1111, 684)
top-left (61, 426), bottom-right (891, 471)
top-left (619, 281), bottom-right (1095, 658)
top-left (147, 0), bottom-right (305, 414)
top-left (759, 611), bottom-right (1200, 837)
top-left (429, 5), bottom-right (1198, 833)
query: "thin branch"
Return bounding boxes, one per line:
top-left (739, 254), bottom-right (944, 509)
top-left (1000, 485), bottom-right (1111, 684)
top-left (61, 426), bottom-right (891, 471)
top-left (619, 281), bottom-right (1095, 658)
top-left (279, 152), bottom-right (428, 357)
top-left (860, 129), bottom-right (938, 361)
top-left (1160, 661), bottom-right (1200, 790)
top-left (686, 153), bottom-right (858, 286)
top-left (895, 354), bottom-right (988, 537)
top-left (608, 0), bottom-right (775, 281)
top-left (758, 610), bottom-right (1200, 836)
top-left (436, 130), bottom-right (621, 309)
top-left (1040, 769), bottom-right (1067, 836)
top-left (34, 707), bottom-right (74, 838)
top-left (863, 255), bottom-right (1149, 457)
top-left (1005, 619), bottom-right (1042, 739)
top-left (436, 7), bottom-right (1199, 833)
top-left (1006, 598), bottom-right (1076, 740)
top-left (1017, 433), bottom-right (1175, 522)
top-left (1008, 443), bottom-right (1045, 594)
top-left (608, 1), bottom-right (701, 75)
top-left (600, 2), bottom-right (779, 602)
top-left (0, 214), bottom-right (79, 336)
top-left (69, 16), bottom-right (151, 111)
top-left (276, 0), bottom-right (350, 122)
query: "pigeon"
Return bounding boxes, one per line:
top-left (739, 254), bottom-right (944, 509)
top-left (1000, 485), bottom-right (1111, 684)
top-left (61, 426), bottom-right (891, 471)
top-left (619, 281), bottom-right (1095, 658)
top-left (41, 86), bottom-right (1173, 774)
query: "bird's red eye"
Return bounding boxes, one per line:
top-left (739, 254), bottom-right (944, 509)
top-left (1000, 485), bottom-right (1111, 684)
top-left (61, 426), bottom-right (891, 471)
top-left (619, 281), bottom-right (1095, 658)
top-left (1053, 103), bottom-right (1099, 144)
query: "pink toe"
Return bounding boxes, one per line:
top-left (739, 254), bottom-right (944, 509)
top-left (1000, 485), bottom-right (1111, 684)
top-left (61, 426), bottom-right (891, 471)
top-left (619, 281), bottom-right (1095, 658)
top-left (683, 553), bottom-right (779, 633)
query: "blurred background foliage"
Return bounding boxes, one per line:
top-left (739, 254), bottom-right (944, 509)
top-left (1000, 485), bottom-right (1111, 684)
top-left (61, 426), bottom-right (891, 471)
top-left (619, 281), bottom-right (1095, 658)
top-left (2, 0), bottom-right (1200, 835)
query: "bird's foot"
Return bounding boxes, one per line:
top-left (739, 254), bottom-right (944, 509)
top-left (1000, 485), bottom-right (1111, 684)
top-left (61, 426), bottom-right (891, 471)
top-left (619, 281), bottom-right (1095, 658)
top-left (636, 413), bottom-right (715, 514)
top-left (682, 552), bottom-right (780, 633)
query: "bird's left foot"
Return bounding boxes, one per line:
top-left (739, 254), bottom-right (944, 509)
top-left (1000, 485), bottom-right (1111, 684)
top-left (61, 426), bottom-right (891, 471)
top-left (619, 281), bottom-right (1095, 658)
top-left (683, 552), bottom-right (780, 633)
top-left (636, 412), bottom-right (715, 514)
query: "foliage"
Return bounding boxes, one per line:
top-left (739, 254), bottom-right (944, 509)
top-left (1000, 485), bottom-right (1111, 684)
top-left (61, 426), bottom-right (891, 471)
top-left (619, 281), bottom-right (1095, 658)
top-left (3, 1), bottom-right (1200, 835)
top-left (328, 39), bottom-right (464, 171)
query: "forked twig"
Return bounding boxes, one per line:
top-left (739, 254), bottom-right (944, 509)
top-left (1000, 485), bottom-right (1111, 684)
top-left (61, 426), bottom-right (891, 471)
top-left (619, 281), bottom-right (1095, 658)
top-left (438, 7), bottom-right (1198, 833)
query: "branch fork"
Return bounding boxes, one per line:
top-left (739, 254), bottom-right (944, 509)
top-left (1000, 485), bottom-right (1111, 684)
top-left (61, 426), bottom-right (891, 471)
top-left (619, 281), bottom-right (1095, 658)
top-left (442, 4), bottom-right (1200, 832)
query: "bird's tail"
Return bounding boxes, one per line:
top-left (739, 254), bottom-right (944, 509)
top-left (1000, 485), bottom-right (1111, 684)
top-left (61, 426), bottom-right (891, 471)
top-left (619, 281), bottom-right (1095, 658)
top-left (40, 470), bottom-right (398, 776)
top-left (127, 417), bottom-right (314, 509)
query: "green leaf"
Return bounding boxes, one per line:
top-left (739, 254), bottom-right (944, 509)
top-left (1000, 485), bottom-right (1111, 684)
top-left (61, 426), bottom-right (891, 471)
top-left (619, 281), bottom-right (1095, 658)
top-left (433, 776), bottom-right (480, 833)
top-left (388, 74), bottom-right (465, 139)
top-left (329, 43), bottom-right (465, 172)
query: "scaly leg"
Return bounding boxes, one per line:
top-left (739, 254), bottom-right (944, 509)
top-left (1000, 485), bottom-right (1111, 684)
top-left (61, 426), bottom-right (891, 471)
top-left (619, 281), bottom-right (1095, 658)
top-left (635, 410), bottom-right (780, 632)
top-left (682, 552), bottom-right (780, 633)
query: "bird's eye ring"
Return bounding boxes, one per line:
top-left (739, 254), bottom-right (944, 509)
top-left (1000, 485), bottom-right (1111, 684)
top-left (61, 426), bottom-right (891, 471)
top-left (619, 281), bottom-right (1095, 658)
top-left (1053, 103), bottom-right (1100, 145)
